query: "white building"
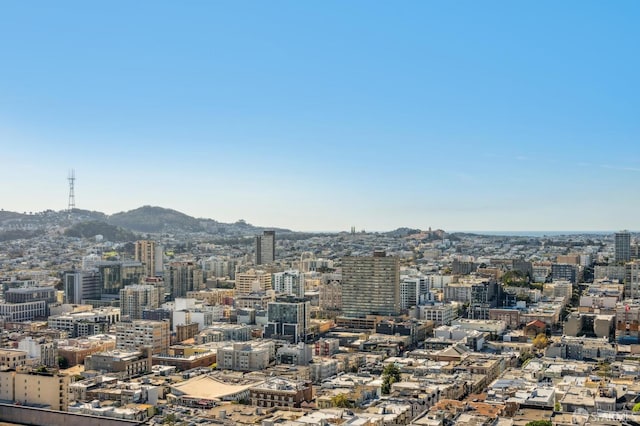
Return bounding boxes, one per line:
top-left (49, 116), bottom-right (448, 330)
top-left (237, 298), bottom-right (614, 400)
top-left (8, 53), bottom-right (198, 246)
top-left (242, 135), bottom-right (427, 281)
top-left (217, 341), bottom-right (273, 371)
top-left (273, 270), bottom-right (306, 298)
top-left (418, 304), bottom-right (456, 326)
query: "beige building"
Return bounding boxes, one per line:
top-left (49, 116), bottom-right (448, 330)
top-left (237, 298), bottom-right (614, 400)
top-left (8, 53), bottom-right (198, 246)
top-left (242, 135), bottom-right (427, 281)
top-left (135, 240), bottom-right (158, 278)
top-left (116, 320), bottom-right (170, 354)
top-left (235, 269), bottom-right (272, 296)
top-left (120, 284), bottom-right (160, 320)
top-left (217, 341), bottom-right (274, 371)
top-left (186, 288), bottom-right (234, 305)
top-left (0, 349), bottom-right (28, 369)
top-left (85, 350), bottom-right (152, 376)
top-left (0, 367), bottom-right (70, 411)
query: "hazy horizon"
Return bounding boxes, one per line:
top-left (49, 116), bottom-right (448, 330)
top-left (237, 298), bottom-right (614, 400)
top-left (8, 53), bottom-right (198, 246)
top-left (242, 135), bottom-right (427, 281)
top-left (1, 2), bottom-right (638, 232)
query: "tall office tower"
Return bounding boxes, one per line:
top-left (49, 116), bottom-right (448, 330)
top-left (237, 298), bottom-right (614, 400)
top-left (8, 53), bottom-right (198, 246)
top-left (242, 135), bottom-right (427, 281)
top-left (154, 244), bottom-right (164, 276)
top-left (97, 261), bottom-right (146, 295)
top-left (235, 269), bottom-right (273, 296)
top-left (616, 230), bottom-right (632, 263)
top-left (63, 270), bottom-right (102, 304)
top-left (265, 295), bottom-right (310, 343)
top-left (135, 240), bottom-right (161, 277)
top-left (165, 261), bottom-right (203, 299)
top-left (256, 231), bottom-right (276, 265)
top-left (273, 270), bottom-right (305, 298)
top-left (115, 320), bottom-right (170, 354)
top-left (119, 284), bottom-right (160, 320)
top-left (341, 250), bottom-right (400, 318)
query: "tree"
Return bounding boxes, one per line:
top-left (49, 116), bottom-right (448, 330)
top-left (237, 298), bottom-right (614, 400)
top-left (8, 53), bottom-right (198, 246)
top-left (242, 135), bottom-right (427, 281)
top-left (57, 356), bottom-right (69, 369)
top-left (381, 363), bottom-right (401, 395)
top-left (632, 402), bottom-right (640, 412)
top-left (525, 421), bottom-right (552, 426)
top-left (331, 393), bottom-right (353, 408)
top-left (597, 360), bottom-right (612, 378)
top-left (532, 333), bottom-right (549, 350)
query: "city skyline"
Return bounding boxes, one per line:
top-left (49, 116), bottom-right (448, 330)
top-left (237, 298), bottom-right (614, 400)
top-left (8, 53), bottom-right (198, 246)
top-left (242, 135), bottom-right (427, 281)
top-left (1, 2), bottom-right (639, 232)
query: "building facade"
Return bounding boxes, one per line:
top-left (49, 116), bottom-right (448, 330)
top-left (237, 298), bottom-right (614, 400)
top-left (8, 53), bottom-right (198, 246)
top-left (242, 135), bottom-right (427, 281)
top-left (341, 251), bottom-right (400, 318)
top-left (256, 230), bottom-right (276, 265)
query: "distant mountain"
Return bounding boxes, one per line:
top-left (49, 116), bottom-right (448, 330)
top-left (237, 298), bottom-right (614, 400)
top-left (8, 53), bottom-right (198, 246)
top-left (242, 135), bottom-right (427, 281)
top-left (383, 227), bottom-right (422, 237)
top-left (0, 210), bottom-right (29, 223)
top-left (0, 205), bottom-right (292, 238)
top-left (64, 220), bottom-right (137, 242)
top-left (0, 229), bottom-right (45, 242)
top-left (108, 206), bottom-right (204, 233)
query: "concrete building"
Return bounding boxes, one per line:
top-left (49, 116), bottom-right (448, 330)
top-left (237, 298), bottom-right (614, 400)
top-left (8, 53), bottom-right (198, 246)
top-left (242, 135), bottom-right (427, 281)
top-left (276, 342), bottom-right (313, 365)
top-left (272, 270), bottom-right (305, 298)
top-left (418, 303), bottom-right (456, 326)
top-left (0, 367), bottom-right (70, 411)
top-left (134, 240), bottom-right (161, 278)
top-left (63, 270), bottom-right (102, 304)
top-left (310, 358), bottom-right (339, 383)
top-left (217, 341), bottom-right (273, 371)
top-left (5, 286), bottom-right (56, 304)
top-left (318, 281), bottom-right (342, 315)
top-left (235, 269), bottom-right (272, 296)
top-left (551, 264), bottom-right (578, 284)
top-left (314, 338), bottom-right (340, 356)
top-left (625, 261), bottom-right (640, 299)
top-left (341, 251), bottom-right (400, 318)
top-left (265, 296), bottom-right (311, 343)
top-left (543, 281), bottom-right (573, 301)
top-left (400, 275), bottom-right (431, 310)
top-left (85, 349), bottom-right (152, 376)
top-left (256, 230), bottom-right (276, 265)
top-left (545, 336), bottom-right (616, 361)
top-left (615, 230), bottom-right (631, 263)
top-left (57, 336), bottom-right (116, 367)
top-left (165, 261), bottom-right (203, 299)
top-left (186, 289), bottom-right (234, 306)
top-left (0, 300), bottom-right (47, 322)
top-left (48, 307), bottom-right (121, 338)
top-left (18, 336), bottom-right (56, 367)
top-left (199, 323), bottom-right (253, 342)
top-left (249, 378), bottom-right (312, 408)
top-left (0, 349), bottom-right (28, 368)
top-left (115, 320), bottom-right (170, 355)
top-left (119, 284), bottom-right (159, 320)
top-left (564, 312), bottom-right (615, 340)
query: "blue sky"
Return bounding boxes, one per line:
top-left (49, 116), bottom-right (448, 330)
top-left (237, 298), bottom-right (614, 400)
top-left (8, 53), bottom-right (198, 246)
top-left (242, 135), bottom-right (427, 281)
top-left (1, 1), bottom-right (638, 232)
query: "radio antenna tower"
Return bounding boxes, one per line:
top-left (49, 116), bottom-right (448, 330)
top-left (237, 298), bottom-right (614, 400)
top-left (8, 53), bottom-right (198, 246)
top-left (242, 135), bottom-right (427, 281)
top-left (67, 169), bottom-right (76, 211)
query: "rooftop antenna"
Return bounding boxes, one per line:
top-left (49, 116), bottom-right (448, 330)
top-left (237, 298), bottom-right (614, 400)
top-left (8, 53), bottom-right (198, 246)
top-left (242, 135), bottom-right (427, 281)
top-left (68, 169), bottom-right (76, 212)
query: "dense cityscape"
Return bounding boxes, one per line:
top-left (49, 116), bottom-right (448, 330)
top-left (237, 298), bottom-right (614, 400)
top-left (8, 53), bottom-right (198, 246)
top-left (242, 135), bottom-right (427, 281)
top-left (0, 206), bottom-right (638, 425)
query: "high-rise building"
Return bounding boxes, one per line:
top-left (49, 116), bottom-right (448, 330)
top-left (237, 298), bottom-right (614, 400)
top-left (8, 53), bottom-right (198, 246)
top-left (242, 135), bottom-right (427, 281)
top-left (400, 276), bottom-right (431, 310)
top-left (256, 231), bottom-right (276, 265)
top-left (133, 240), bottom-right (165, 277)
top-left (265, 296), bottom-right (311, 343)
top-left (63, 270), bottom-right (102, 304)
top-left (616, 230), bottom-right (631, 263)
top-left (341, 250), bottom-right (400, 318)
top-left (97, 261), bottom-right (146, 295)
top-left (119, 284), bottom-right (160, 320)
top-left (273, 270), bottom-right (305, 298)
top-left (165, 261), bottom-right (203, 299)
